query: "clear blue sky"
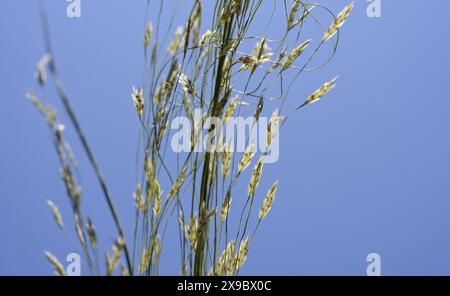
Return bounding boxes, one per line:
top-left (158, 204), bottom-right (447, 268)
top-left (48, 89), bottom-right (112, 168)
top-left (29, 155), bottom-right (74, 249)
top-left (1, 0), bottom-right (450, 275)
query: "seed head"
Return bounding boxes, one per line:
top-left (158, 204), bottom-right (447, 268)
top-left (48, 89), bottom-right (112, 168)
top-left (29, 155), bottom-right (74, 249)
top-left (75, 217), bottom-right (85, 245)
top-left (199, 30), bottom-right (214, 49)
top-left (238, 142), bottom-right (256, 174)
top-left (322, 3), bottom-right (354, 42)
top-left (35, 54), bottom-right (52, 85)
top-left (167, 26), bottom-right (185, 55)
top-left (222, 141), bottom-right (233, 178)
top-left (133, 183), bottom-right (146, 213)
top-left (153, 188), bottom-right (162, 217)
top-left (268, 46), bottom-right (287, 73)
top-left (213, 240), bottom-right (236, 275)
top-left (267, 109), bottom-right (282, 146)
top-left (120, 265), bottom-right (130, 276)
top-left (132, 87), bottom-right (144, 117)
top-left (144, 22), bottom-right (153, 50)
top-left (281, 39), bottom-right (311, 72)
top-left (235, 237), bottom-right (249, 269)
top-left (168, 167), bottom-right (187, 199)
top-left (179, 73), bottom-right (197, 97)
top-left (44, 251), bottom-right (65, 276)
top-left (106, 237), bottom-right (125, 276)
top-left (186, 214), bottom-right (199, 249)
top-left (301, 76), bottom-right (339, 108)
top-left (287, 1), bottom-right (301, 30)
top-left (86, 218), bottom-right (97, 249)
top-left (239, 38), bottom-right (272, 72)
top-left (258, 181), bottom-right (279, 221)
top-left (247, 157), bottom-right (264, 198)
top-left (223, 96), bottom-right (238, 123)
top-left (47, 200), bottom-right (63, 229)
top-left (221, 192), bottom-right (232, 222)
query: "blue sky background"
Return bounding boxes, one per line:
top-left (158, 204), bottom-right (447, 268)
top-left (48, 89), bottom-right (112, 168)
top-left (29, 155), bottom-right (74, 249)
top-left (1, 0), bottom-right (450, 275)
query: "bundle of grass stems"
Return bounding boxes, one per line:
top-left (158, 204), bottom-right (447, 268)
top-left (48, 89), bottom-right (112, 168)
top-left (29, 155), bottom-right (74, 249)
top-left (29, 0), bottom-right (353, 276)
